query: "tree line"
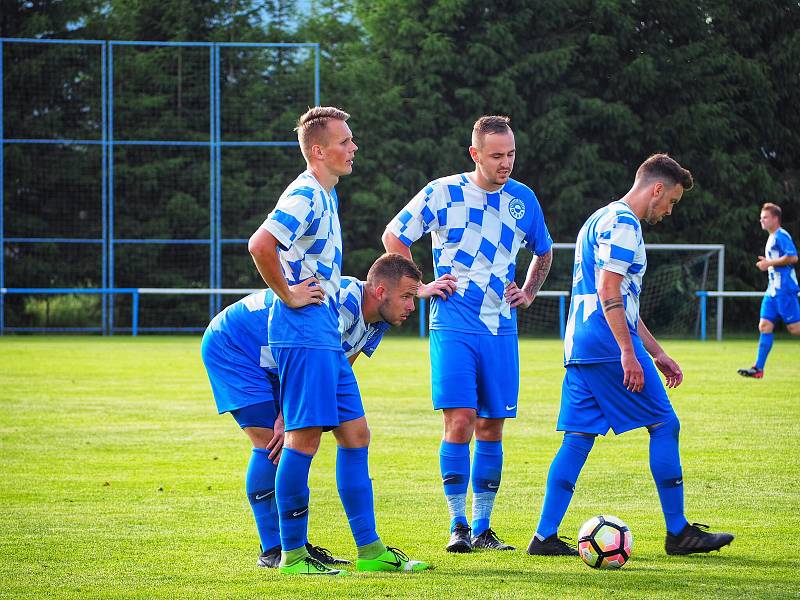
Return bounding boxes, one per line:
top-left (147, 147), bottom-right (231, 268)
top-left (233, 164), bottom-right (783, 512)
top-left (3, 0), bottom-right (798, 331)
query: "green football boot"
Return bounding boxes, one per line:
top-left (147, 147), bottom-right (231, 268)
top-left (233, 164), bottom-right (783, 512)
top-left (355, 546), bottom-right (430, 572)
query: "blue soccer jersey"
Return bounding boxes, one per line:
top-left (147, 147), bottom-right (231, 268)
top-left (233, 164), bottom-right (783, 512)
top-left (564, 200), bottom-right (649, 365)
top-left (338, 278), bottom-right (392, 358)
top-left (387, 174), bottom-right (552, 335)
top-left (765, 228), bottom-right (799, 297)
top-left (260, 170), bottom-right (343, 350)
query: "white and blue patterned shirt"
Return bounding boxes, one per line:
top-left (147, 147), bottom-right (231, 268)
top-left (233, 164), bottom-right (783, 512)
top-left (261, 170), bottom-right (343, 349)
top-left (765, 227), bottom-right (799, 297)
top-left (564, 200), bottom-right (649, 365)
top-left (338, 278), bottom-right (392, 357)
top-left (387, 174), bottom-right (552, 335)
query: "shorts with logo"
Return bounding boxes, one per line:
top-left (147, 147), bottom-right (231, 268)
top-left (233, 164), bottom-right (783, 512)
top-left (272, 347), bottom-right (364, 431)
top-left (558, 357), bottom-right (676, 435)
top-left (201, 327), bottom-right (279, 419)
top-left (430, 329), bottom-right (519, 419)
top-left (760, 293), bottom-right (800, 325)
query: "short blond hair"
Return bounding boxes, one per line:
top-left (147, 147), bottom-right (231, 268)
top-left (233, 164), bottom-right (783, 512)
top-left (471, 115), bottom-right (511, 148)
top-left (762, 202), bottom-right (782, 221)
top-left (295, 106), bottom-right (350, 161)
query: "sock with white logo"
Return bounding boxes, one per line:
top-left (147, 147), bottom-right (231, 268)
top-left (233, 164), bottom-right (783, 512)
top-left (336, 446), bottom-right (381, 550)
top-left (440, 440), bottom-right (470, 531)
top-left (755, 332), bottom-right (773, 370)
top-left (275, 447), bottom-right (313, 559)
top-left (471, 439), bottom-right (503, 536)
top-left (649, 417), bottom-right (688, 536)
top-left (246, 447), bottom-right (280, 551)
top-left (535, 433), bottom-right (594, 539)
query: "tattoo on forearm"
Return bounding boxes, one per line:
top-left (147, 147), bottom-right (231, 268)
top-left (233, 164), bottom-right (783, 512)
top-left (603, 296), bottom-right (624, 312)
top-left (522, 250), bottom-right (553, 297)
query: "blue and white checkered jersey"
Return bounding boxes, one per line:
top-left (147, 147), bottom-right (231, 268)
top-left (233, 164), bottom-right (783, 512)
top-left (261, 170), bottom-right (343, 350)
top-left (387, 174), bottom-right (552, 335)
top-left (338, 277), bottom-right (392, 358)
top-left (207, 290), bottom-right (277, 384)
top-left (564, 200), bottom-right (649, 365)
top-left (765, 227), bottom-right (799, 297)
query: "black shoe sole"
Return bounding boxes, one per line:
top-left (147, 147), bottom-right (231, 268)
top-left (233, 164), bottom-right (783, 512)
top-left (446, 542), bottom-right (473, 553)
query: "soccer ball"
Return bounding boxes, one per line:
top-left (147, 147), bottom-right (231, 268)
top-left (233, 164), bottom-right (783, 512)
top-left (577, 515), bottom-right (633, 569)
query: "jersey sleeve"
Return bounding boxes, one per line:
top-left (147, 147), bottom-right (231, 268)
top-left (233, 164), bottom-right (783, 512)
top-left (260, 186), bottom-right (317, 250)
top-left (337, 280), bottom-right (361, 334)
top-left (524, 194), bottom-right (554, 256)
top-left (596, 211), bottom-right (641, 276)
top-left (385, 183), bottom-right (444, 246)
top-left (778, 231), bottom-right (798, 257)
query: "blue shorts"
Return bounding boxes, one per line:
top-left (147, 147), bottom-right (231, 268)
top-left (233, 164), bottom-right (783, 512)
top-left (558, 358), bottom-right (676, 435)
top-left (760, 293), bottom-right (800, 325)
top-left (272, 347), bottom-right (364, 431)
top-left (430, 329), bottom-right (519, 419)
top-left (230, 401), bottom-right (280, 429)
top-left (201, 328), bottom-right (280, 414)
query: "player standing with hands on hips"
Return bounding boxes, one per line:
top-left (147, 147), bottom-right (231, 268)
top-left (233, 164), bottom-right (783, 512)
top-left (249, 107), bottom-right (429, 575)
top-left (737, 202), bottom-right (800, 379)
top-left (384, 115), bottom-right (553, 553)
top-left (527, 154), bottom-right (734, 557)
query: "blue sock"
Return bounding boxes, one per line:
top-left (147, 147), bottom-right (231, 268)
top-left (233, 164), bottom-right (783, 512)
top-left (535, 433), bottom-right (594, 539)
top-left (275, 447), bottom-right (313, 553)
top-left (440, 440), bottom-right (470, 531)
top-left (755, 332), bottom-right (773, 369)
top-left (649, 418), bottom-right (689, 536)
top-left (471, 440), bottom-right (503, 536)
top-left (246, 448), bottom-right (280, 551)
top-left (336, 446), bottom-right (380, 547)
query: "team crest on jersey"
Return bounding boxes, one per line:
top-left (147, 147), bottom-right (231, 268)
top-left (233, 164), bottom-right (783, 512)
top-left (508, 198), bottom-right (525, 220)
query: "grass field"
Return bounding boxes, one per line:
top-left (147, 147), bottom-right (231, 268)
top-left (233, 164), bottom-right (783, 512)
top-left (1, 335), bottom-right (799, 599)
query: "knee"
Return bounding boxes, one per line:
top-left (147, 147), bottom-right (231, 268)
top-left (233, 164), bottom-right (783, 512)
top-left (648, 416), bottom-right (680, 439)
top-left (788, 323), bottom-right (800, 336)
top-left (444, 410), bottom-right (476, 443)
top-left (475, 418), bottom-right (504, 442)
top-left (759, 320), bottom-right (774, 333)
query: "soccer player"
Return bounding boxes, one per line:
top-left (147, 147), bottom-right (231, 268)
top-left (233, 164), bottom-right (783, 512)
top-left (737, 202), bottom-right (800, 378)
top-left (200, 253), bottom-right (423, 569)
top-left (383, 115), bottom-right (553, 553)
top-left (248, 107), bottom-right (429, 575)
top-left (527, 154), bottom-right (734, 557)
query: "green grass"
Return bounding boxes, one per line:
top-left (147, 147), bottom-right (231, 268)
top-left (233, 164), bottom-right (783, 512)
top-left (1, 336), bottom-right (799, 599)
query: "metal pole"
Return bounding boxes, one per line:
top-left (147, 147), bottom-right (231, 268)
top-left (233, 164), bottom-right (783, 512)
top-left (132, 290), bottom-right (139, 336)
top-left (101, 42), bottom-right (108, 335)
top-left (0, 40), bottom-right (4, 336)
top-left (716, 246), bottom-right (725, 341)
top-left (208, 45), bottom-right (216, 320)
top-left (699, 293), bottom-right (707, 341)
top-left (108, 42), bottom-right (115, 335)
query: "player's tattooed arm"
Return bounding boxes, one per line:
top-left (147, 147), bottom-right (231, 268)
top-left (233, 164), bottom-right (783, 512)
top-left (507, 249), bottom-right (553, 308)
top-left (602, 296), bottom-right (625, 312)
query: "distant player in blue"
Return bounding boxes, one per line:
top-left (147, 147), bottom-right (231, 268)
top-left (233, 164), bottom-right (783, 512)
top-left (527, 154), bottom-right (734, 557)
top-left (738, 202), bottom-right (800, 378)
top-left (248, 107), bottom-right (429, 575)
top-left (201, 253), bottom-right (423, 570)
top-left (383, 116), bottom-right (553, 553)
